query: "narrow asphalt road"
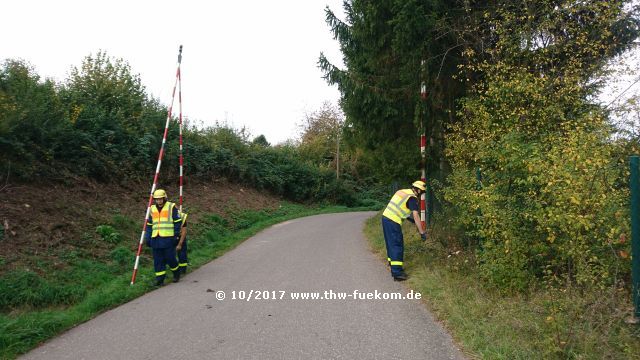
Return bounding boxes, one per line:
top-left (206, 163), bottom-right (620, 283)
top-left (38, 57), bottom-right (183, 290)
top-left (22, 212), bottom-right (466, 360)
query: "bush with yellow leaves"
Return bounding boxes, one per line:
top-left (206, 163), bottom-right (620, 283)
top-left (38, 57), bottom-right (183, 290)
top-left (444, 65), bottom-right (631, 292)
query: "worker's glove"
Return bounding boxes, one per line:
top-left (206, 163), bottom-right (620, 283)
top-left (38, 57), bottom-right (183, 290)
top-left (420, 233), bottom-right (427, 241)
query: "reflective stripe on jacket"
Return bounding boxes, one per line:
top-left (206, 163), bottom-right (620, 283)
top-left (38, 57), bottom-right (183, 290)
top-left (382, 189), bottom-right (415, 224)
top-left (180, 212), bottom-right (188, 227)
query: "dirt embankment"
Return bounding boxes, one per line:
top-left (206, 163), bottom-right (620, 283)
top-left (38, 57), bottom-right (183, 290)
top-left (0, 178), bottom-right (280, 274)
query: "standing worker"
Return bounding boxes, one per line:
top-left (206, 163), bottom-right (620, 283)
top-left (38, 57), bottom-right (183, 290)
top-left (381, 180), bottom-right (427, 281)
top-left (176, 210), bottom-right (189, 274)
top-left (146, 189), bottom-right (182, 286)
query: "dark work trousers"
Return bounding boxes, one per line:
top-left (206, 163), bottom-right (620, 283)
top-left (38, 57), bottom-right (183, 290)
top-left (381, 216), bottom-right (404, 277)
top-left (152, 247), bottom-right (179, 281)
top-left (177, 237), bottom-right (188, 271)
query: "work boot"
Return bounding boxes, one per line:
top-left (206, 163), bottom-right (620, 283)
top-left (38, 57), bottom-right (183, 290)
top-left (393, 272), bottom-right (408, 281)
top-left (173, 271), bottom-right (180, 283)
top-left (152, 277), bottom-right (164, 287)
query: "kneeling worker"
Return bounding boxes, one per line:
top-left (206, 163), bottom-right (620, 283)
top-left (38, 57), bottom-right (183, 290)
top-left (146, 189), bottom-right (182, 286)
top-left (381, 180), bottom-right (427, 281)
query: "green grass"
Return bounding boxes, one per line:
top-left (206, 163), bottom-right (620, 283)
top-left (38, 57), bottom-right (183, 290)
top-left (364, 213), bottom-right (640, 360)
top-left (0, 202), bottom-right (375, 359)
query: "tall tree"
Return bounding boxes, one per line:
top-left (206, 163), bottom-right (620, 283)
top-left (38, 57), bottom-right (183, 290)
top-left (298, 101), bottom-right (344, 169)
top-left (319, 0), bottom-right (466, 184)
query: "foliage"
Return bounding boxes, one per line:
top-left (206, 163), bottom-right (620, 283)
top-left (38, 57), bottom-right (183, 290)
top-left (441, 0), bottom-right (639, 291)
top-left (95, 225), bottom-right (122, 244)
top-left (320, 0), bottom-right (466, 184)
top-left (0, 52), bottom-right (366, 206)
top-left (461, 0), bottom-right (640, 84)
top-left (110, 246), bottom-right (133, 267)
top-left (297, 101), bottom-right (343, 168)
top-left (0, 54), bottom-right (166, 181)
top-left (251, 134), bottom-right (270, 147)
top-left (59, 51), bottom-right (166, 180)
top-left (183, 123), bottom-right (381, 206)
top-left (0, 60), bottom-right (66, 179)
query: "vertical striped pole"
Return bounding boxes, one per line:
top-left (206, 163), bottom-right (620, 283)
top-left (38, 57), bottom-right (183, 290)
top-left (178, 46), bottom-right (184, 213)
top-left (130, 45), bottom-right (183, 285)
top-left (630, 156), bottom-right (640, 320)
top-left (420, 59), bottom-right (427, 232)
top-left (420, 134), bottom-right (427, 230)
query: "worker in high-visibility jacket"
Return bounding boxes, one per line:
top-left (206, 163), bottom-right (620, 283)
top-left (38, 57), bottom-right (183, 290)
top-left (381, 180), bottom-right (427, 281)
top-left (176, 211), bottom-right (189, 274)
top-left (145, 189), bottom-right (182, 286)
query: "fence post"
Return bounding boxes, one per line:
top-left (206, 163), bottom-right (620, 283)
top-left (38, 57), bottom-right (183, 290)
top-left (630, 156), bottom-right (640, 321)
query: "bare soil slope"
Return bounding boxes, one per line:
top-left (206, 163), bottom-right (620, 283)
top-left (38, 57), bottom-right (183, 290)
top-left (0, 179), bottom-right (279, 275)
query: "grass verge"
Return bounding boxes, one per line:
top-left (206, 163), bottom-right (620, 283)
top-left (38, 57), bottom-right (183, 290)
top-left (364, 213), bottom-right (640, 359)
top-left (0, 202), bottom-right (374, 359)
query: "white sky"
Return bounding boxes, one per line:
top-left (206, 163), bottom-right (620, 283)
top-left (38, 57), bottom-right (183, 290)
top-left (0, 0), bottom-right (346, 144)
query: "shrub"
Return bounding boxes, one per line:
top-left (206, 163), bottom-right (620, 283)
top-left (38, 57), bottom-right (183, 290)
top-left (95, 225), bottom-right (121, 244)
top-left (444, 66), bottom-right (630, 291)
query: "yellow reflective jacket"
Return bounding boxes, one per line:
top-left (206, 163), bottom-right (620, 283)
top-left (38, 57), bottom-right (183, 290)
top-left (382, 189), bottom-right (415, 224)
top-left (150, 202), bottom-right (180, 237)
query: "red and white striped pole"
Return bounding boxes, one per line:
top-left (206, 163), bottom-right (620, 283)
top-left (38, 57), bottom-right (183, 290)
top-left (178, 48), bottom-right (184, 213)
top-left (420, 59), bottom-right (427, 232)
top-left (130, 45), bottom-right (183, 285)
top-left (420, 134), bottom-right (427, 231)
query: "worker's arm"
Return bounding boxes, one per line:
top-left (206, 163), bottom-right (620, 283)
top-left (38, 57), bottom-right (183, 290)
top-left (177, 224), bottom-right (187, 251)
top-left (412, 210), bottom-right (425, 235)
top-left (145, 215), bottom-right (153, 246)
top-left (172, 205), bottom-right (182, 242)
top-left (406, 197), bottom-right (424, 235)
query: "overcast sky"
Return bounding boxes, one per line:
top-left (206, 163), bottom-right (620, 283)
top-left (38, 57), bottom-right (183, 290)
top-left (1, 0), bottom-right (346, 144)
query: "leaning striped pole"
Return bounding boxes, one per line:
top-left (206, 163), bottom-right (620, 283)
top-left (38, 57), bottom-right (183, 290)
top-left (420, 59), bottom-right (427, 231)
top-left (130, 45), bottom-right (183, 285)
top-left (178, 47), bottom-right (184, 213)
